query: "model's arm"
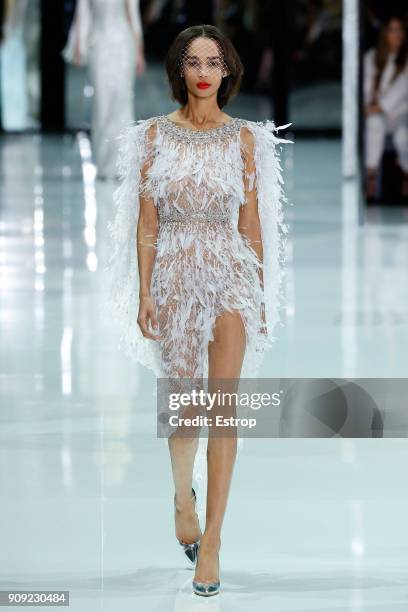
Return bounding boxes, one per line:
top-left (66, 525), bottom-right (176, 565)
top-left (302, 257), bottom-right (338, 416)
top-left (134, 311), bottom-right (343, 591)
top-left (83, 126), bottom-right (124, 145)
top-left (238, 126), bottom-right (264, 285)
top-left (74, 0), bottom-right (91, 59)
top-left (126, 0), bottom-right (144, 52)
top-left (238, 126), bottom-right (266, 331)
top-left (137, 122), bottom-right (161, 340)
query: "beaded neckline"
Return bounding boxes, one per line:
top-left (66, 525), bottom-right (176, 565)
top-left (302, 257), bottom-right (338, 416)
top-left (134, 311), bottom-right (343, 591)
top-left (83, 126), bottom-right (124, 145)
top-left (157, 114), bottom-right (242, 141)
top-left (162, 114), bottom-right (236, 132)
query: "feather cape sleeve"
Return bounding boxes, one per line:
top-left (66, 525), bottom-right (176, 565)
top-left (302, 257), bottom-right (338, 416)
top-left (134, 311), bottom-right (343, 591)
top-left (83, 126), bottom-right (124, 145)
top-left (101, 118), bottom-right (163, 377)
top-left (240, 119), bottom-right (293, 348)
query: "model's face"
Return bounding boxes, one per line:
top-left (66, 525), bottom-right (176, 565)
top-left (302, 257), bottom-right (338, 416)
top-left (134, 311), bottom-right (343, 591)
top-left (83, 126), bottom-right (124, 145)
top-left (386, 19), bottom-right (405, 51)
top-left (179, 37), bottom-right (229, 97)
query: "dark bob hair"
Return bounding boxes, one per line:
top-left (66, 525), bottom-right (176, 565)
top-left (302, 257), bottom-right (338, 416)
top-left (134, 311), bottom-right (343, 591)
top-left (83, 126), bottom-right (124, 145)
top-left (165, 24), bottom-right (244, 109)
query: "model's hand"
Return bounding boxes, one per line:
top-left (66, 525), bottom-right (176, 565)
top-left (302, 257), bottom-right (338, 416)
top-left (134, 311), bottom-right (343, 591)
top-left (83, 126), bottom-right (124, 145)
top-left (365, 103), bottom-right (383, 116)
top-left (136, 50), bottom-right (146, 76)
top-left (73, 40), bottom-right (83, 67)
top-left (138, 296), bottom-right (162, 340)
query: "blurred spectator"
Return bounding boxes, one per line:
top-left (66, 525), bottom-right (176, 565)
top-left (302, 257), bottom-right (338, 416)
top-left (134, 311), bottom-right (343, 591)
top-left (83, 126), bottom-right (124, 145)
top-left (363, 15), bottom-right (408, 199)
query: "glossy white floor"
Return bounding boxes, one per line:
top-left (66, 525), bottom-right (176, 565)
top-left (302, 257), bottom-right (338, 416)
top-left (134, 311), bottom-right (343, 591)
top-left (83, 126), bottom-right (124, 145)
top-left (1, 129), bottom-right (408, 611)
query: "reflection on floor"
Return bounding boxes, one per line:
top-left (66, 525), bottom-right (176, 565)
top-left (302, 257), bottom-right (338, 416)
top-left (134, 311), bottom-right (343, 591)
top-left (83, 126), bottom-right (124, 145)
top-left (1, 128), bottom-right (408, 611)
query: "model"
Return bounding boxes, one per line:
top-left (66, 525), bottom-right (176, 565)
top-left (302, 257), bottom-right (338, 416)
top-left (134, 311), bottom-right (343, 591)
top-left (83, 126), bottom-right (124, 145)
top-left (364, 15), bottom-right (408, 199)
top-left (103, 24), bottom-right (292, 597)
top-left (62, 0), bottom-right (145, 179)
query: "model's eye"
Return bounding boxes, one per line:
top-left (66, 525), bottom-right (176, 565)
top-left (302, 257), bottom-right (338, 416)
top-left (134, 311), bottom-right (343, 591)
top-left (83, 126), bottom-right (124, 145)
top-left (209, 60), bottom-right (222, 68)
top-left (185, 59), bottom-right (199, 68)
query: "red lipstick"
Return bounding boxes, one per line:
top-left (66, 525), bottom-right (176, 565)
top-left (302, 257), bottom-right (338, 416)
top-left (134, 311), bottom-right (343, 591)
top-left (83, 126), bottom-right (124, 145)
top-left (197, 82), bottom-right (211, 89)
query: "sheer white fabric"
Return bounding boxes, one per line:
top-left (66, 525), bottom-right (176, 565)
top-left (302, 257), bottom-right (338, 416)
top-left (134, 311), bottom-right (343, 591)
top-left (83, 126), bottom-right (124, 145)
top-left (62, 0), bottom-right (143, 177)
top-left (102, 114), bottom-right (293, 380)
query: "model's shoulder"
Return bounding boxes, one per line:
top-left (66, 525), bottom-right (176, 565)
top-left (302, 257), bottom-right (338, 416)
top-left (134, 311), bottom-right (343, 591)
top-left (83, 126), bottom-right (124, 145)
top-left (234, 119), bottom-right (255, 147)
top-left (232, 117), bottom-right (259, 139)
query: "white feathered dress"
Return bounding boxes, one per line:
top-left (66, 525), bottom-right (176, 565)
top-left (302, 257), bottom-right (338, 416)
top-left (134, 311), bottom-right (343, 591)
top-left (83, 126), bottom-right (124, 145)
top-left (103, 114), bottom-right (292, 384)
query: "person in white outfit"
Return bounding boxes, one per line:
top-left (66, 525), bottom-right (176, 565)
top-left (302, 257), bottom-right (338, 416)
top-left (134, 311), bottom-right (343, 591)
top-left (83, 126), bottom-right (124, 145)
top-left (363, 16), bottom-right (408, 199)
top-left (63, 0), bottom-right (145, 179)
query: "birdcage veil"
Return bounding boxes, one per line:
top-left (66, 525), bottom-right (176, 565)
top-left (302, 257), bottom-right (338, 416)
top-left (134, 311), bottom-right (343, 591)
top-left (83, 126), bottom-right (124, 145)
top-left (178, 35), bottom-right (230, 79)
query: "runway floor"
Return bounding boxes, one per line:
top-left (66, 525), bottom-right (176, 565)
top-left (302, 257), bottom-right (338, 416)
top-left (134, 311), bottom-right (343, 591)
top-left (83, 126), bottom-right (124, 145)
top-left (1, 127), bottom-right (408, 610)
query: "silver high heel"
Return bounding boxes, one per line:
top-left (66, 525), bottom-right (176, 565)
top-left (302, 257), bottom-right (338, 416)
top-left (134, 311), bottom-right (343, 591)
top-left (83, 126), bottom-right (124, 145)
top-left (175, 487), bottom-right (200, 565)
top-left (192, 548), bottom-right (220, 596)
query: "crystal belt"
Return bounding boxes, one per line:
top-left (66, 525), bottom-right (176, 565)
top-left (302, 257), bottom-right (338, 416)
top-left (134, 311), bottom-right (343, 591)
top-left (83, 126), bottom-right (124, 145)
top-left (159, 212), bottom-right (230, 224)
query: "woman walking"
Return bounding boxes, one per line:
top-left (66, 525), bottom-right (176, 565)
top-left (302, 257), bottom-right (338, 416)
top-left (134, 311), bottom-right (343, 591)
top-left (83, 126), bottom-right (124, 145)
top-left (63, 0), bottom-right (145, 179)
top-left (105, 24), bottom-right (292, 596)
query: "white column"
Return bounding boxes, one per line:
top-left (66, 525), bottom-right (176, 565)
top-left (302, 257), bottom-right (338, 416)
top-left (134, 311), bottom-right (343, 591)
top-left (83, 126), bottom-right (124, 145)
top-left (342, 0), bottom-right (359, 178)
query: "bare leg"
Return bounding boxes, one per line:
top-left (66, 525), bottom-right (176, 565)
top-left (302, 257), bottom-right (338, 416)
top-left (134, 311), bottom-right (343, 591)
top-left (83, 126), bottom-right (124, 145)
top-left (193, 309), bottom-right (247, 584)
top-left (162, 299), bottom-right (204, 545)
top-left (168, 380), bottom-right (204, 545)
